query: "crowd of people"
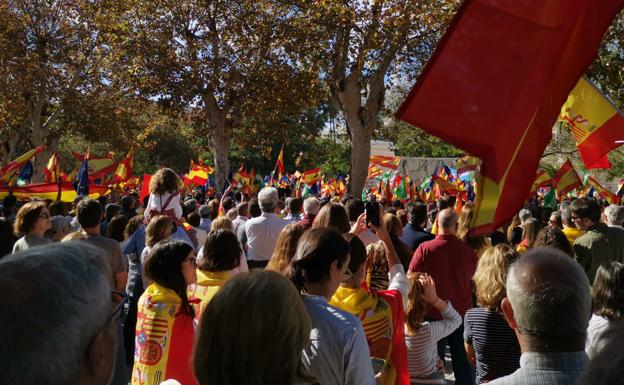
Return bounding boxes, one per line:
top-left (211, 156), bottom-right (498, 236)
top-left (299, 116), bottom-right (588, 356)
top-left (1, 166), bottom-right (624, 385)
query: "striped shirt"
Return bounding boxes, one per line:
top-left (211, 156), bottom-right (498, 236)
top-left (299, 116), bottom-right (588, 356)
top-left (405, 302), bottom-right (461, 384)
top-left (463, 307), bottom-right (521, 383)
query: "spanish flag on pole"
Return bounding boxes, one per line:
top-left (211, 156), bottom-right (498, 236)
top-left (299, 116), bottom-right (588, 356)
top-left (530, 171), bottom-right (552, 195)
top-left (113, 147), bottom-right (135, 182)
top-left (43, 152), bottom-right (60, 183)
top-left (0, 145), bottom-right (45, 184)
top-left (396, 0), bottom-right (624, 234)
top-left (275, 144), bottom-right (285, 179)
top-left (559, 76), bottom-right (624, 169)
top-left (184, 161), bottom-right (213, 186)
top-left (553, 160), bottom-right (582, 197)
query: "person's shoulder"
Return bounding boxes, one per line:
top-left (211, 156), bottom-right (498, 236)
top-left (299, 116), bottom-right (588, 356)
top-left (304, 296), bottom-right (360, 327)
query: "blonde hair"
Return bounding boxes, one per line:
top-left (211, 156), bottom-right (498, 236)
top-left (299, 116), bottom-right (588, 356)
top-left (210, 216), bottom-right (233, 232)
top-left (405, 272), bottom-right (427, 333)
top-left (61, 231), bottom-right (88, 242)
top-left (382, 213), bottom-right (402, 237)
top-left (457, 202), bottom-right (487, 251)
top-left (193, 270), bottom-right (311, 385)
top-left (520, 218), bottom-right (540, 249)
top-left (266, 224), bottom-right (305, 274)
top-left (149, 168), bottom-right (179, 195)
top-left (146, 215), bottom-right (173, 248)
top-left (473, 244), bottom-right (519, 310)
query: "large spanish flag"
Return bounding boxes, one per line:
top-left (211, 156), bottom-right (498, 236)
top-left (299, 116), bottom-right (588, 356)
top-left (0, 181), bottom-right (109, 202)
top-left (559, 76), bottom-right (624, 169)
top-left (396, 0), bottom-right (623, 234)
top-left (553, 160), bottom-right (582, 196)
top-left (0, 145), bottom-right (45, 184)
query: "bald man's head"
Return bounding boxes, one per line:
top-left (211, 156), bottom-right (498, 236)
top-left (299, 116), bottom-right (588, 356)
top-left (437, 208), bottom-right (458, 235)
top-left (505, 247), bottom-right (590, 351)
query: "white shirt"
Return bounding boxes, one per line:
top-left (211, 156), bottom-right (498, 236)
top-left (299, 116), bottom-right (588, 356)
top-left (357, 229), bottom-right (380, 247)
top-left (244, 212), bottom-right (289, 261)
top-left (586, 313), bottom-right (610, 357)
top-left (144, 192), bottom-right (183, 222)
top-left (194, 227), bottom-right (208, 249)
top-left (302, 295), bottom-right (377, 385)
top-left (232, 215), bottom-right (249, 242)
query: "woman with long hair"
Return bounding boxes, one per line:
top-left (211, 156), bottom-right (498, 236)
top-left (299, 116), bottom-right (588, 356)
top-left (193, 270), bottom-right (317, 385)
top-left (463, 244), bottom-right (521, 383)
top-left (516, 218), bottom-right (540, 253)
top-left (289, 227), bottom-right (377, 385)
top-left (144, 168), bottom-right (183, 224)
top-left (12, 201), bottom-right (51, 252)
top-left (457, 202), bottom-right (491, 257)
top-left (404, 273), bottom-right (461, 385)
top-left (266, 223), bottom-right (305, 274)
top-left (311, 202), bottom-right (351, 234)
top-left (383, 213), bottom-right (413, 269)
top-left (586, 261), bottom-right (624, 357)
top-left (132, 241), bottom-right (197, 385)
top-left (534, 226), bottom-right (574, 257)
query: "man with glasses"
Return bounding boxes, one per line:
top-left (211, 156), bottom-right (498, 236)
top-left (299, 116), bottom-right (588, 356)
top-left (570, 198), bottom-right (624, 282)
top-left (0, 242), bottom-right (118, 385)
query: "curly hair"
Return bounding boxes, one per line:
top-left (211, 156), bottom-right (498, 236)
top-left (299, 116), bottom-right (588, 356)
top-left (473, 244), bottom-right (519, 310)
top-left (146, 215), bottom-right (173, 248)
top-left (405, 272), bottom-right (427, 333)
top-left (149, 168), bottom-right (180, 195)
top-left (534, 226), bottom-right (574, 257)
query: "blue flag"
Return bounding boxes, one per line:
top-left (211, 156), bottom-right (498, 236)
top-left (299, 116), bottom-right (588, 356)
top-left (74, 158), bottom-right (90, 196)
top-left (16, 160), bottom-right (34, 186)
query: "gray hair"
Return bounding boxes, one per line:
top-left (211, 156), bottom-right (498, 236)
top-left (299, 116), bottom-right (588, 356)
top-left (0, 242), bottom-right (112, 385)
top-left (560, 206), bottom-right (573, 226)
top-left (303, 197), bottom-right (320, 215)
top-left (258, 187), bottom-right (279, 213)
top-left (604, 204), bottom-right (624, 227)
top-left (519, 208), bottom-right (532, 224)
top-left (506, 248), bottom-right (590, 339)
top-left (199, 204), bottom-right (211, 218)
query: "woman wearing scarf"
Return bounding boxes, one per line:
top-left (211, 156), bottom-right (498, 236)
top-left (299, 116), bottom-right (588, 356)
top-left (330, 221), bottom-right (410, 385)
top-left (132, 241), bottom-right (197, 385)
top-left (188, 229), bottom-right (241, 320)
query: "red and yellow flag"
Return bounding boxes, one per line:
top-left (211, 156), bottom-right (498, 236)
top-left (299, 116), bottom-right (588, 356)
top-left (43, 152), bottom-right (60, 183)
top-left (301, 167), bottom-right (321, 186)
top-left (113, 147), bottom-right (135, 182)
top-left (455, 156), bottom-right (480, 174)
top-left (184, 161), bottom-right (213, 186)
top-left (589, 177), bottom-right (620, 204)
top-left (396, 0), bottom-right (624, 234)
top-left (559, 77), bottom-right (624, 169)
top-left (554, 160), bottom-right (582, 196)
top-left (275, 144), bottom-right (285, 179)
top-left (530, 170), bottom-right (552, 194)
top-left (72, 151), bottom-right (116, 178)
top-left (0, 181), bottom-right (108, 202)
top-left (369, 155), bottom-right (401, 170)
top-left (0, 145), bottom-right (45, 183)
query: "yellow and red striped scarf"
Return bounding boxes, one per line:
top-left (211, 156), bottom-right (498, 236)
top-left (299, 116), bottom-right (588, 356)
top-left (132, 283), bottom-right (197, 385)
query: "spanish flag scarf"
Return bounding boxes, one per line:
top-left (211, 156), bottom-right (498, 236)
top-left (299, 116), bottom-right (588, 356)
top-left (188, 269), bottom-right (231, 320)
top-left (330, 286), bottom-right (409, 385)
top-left (132, 283), bottom-right (197, 385)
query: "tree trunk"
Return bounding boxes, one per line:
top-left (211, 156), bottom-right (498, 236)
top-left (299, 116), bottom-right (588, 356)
top-left (211, 120), bottom-right (231, 193)
top-left (347, 117), bottom-right (372, 197)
